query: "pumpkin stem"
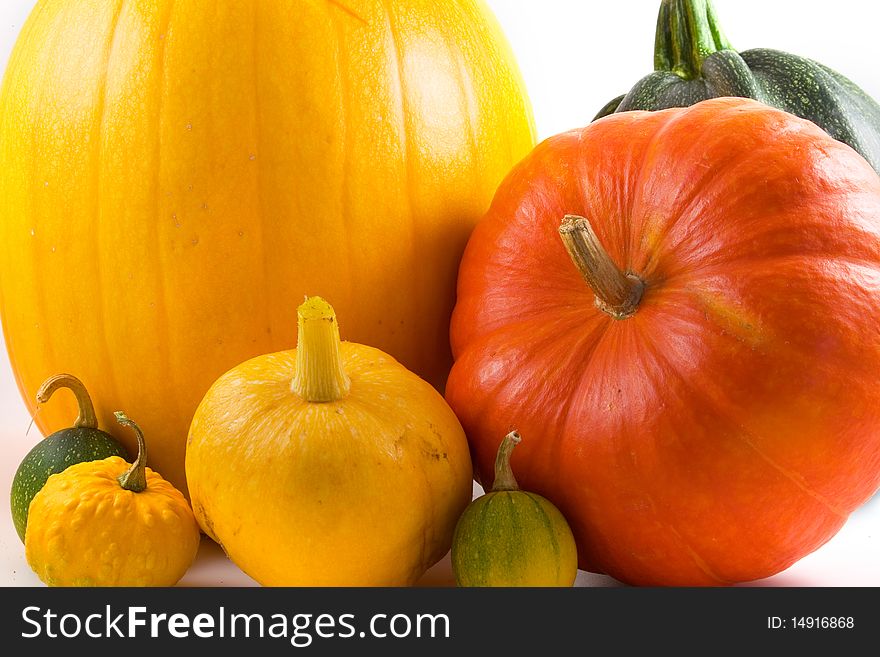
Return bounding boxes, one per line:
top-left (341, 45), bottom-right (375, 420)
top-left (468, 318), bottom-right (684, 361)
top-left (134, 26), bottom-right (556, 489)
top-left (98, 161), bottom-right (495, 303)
top-left (559, 215), bottom-right (644, 320)
top-left (114, 411), bottom-right (148, 493)
top-left (655, 0), bottom-right (733, 80)
top-left (492, 431), bottom-right (522, 492)
top-left (36, 373), bottom-right (98, 430)
top-left (291, 296), bottom-right (351, 403)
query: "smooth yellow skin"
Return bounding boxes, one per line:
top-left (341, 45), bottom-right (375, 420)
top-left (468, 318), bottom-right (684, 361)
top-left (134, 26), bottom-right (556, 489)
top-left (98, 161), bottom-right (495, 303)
top-left (185, 344), bottom-right (474, 586)
top-left (452, 490), bottom-right (578, 587)
top-left (25, 456), bottom-right (201, 587)
top-left (0, 0), bottom-right (536, 494)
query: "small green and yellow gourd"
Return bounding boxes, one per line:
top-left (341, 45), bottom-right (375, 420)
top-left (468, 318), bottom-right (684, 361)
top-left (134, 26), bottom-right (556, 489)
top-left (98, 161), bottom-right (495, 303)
top-left (452, 431), bottom-right (578, 587)
top-left (10, 374), bottom-right (129, 542)
top-left (25, 412), bottom-right (200, 587)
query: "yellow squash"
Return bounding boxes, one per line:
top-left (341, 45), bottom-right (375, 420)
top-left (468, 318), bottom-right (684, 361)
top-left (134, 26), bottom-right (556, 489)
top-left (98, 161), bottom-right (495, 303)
top-left (186, 297), bottom-right (473, 586)
top-left (0, 0), bottom-right (535, 494)
top-left (25, 412), bottom-right (200, 587)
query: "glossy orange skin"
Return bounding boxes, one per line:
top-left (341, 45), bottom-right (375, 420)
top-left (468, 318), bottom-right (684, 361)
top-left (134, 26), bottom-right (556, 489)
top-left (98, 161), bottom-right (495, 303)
top-left (447, 98), bottom-right (880, 586)
top-left (0, 0), bottom-right (534, 493)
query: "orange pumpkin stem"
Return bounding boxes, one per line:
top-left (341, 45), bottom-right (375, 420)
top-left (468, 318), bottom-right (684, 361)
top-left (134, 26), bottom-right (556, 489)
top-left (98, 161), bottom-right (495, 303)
top-left (492, 431), bottom-right (522, 492)
top-left (36, 373), bottom-right (98, 430)
top-left (114, 411), bottom-right (148, 493)
top-left (559, 215), bottom-right (644, 320)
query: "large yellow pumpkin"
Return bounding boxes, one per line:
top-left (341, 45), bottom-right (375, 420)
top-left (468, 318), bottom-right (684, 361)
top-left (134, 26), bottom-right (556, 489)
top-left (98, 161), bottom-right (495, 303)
top-left (0, 0), bottom-right (535, 492)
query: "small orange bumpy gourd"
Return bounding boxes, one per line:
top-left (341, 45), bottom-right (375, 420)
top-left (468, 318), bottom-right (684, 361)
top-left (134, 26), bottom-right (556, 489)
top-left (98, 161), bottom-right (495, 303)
top-left (25, 412), bottom-right (200, 587)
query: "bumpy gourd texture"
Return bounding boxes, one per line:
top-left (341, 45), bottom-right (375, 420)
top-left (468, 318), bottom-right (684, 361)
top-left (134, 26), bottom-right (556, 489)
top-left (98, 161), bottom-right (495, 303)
top-left (452, 490), bottom-right (578, 587)
top-left (0, 0), bottom-right (535, 494)
top-left (11, 428), bottom-right (128, 542)
top-left (25, 457), bottom-right (200, 586)
top-left (186, 344), bottom-right (473, 586)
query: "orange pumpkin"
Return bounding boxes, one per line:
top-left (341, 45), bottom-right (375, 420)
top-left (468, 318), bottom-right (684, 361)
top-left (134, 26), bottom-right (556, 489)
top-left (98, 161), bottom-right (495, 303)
top-left (0, 0), bottom-right (535, 492)
top-left (446, 98), bottom-right (880, 586)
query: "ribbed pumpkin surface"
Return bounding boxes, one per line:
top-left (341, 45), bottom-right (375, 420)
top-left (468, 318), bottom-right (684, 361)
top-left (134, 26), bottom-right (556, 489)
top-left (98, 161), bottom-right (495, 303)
top-left (0, 0), bottom-right (535, 491)
top-left (447, 99), bottom-right (880, 585)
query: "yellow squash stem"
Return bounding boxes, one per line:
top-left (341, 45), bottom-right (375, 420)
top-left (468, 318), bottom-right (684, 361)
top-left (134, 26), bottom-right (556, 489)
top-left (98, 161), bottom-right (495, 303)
top-left (291, 297), bottom-right (351, 403)
top-left (36, 373), bottom-right (98, 429)
top-left (114, 412), bottom-right (148, 493)
top-left (492, 431), bottom-right (523, 492)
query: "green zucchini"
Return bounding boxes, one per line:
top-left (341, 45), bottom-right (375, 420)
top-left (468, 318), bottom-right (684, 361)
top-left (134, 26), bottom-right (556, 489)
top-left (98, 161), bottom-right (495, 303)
top-left (596, 0), bottom-right (880, 173)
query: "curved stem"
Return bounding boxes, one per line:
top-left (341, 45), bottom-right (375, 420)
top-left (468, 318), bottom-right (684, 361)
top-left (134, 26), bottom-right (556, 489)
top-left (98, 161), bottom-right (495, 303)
top-left (491, 431), bottom-right (522, 493)
top-left (655, 0), bottom-right (733, 80)
top-left (114, 412), bottom-right (147, 493)
top-left (36, 373), bottom-right (98, 429)
top-left (291, 296), bottom-right (351, 403)
top-left (559, 215), bottom-right (644, 320)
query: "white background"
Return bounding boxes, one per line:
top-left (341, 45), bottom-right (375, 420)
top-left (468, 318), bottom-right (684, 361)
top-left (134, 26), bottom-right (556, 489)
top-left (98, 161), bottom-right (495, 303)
top-left (1, 0), bottom-right (879, 587)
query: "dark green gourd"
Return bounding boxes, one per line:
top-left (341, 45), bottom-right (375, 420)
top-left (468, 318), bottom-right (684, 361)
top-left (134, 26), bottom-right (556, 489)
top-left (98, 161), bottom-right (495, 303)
top-left (10, 374), bottom-right (129, 542)
top-left (595, 0), bottom-right (880, 173)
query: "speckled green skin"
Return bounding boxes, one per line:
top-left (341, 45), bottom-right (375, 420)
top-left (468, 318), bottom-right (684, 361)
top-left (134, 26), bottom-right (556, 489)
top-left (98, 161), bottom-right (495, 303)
top-left (10, 428), bottom-right (128, 542)
top-left (595, 0), bottom-right (880, 173)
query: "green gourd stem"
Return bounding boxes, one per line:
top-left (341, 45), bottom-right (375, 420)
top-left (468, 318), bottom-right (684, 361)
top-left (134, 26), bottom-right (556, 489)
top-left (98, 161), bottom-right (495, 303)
top-left (291, 296), bottom-right (351, 403)
top-left (492, 431), bottom-right (522, 492)
top-left (114, 411), bottom-right (147, 493)
top-left (36, 373), bottom-right (98, 429)
top-left (559, 215), bottom-right (644, 320)
top-left (654, 0), bottom-right (733, 80)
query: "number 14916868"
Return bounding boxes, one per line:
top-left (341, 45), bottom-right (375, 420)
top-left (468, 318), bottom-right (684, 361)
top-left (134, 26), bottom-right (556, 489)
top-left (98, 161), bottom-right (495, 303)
top-left (768, 617), bottom-right (855, 630)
